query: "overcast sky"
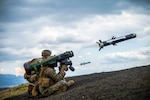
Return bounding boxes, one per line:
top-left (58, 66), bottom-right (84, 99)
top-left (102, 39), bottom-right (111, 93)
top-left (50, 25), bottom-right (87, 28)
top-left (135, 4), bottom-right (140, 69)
top-left (0, 0), bottom-right (150, 76)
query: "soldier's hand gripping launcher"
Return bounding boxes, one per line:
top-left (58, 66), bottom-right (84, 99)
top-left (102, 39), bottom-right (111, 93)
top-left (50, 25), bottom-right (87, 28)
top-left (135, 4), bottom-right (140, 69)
top-left (96, 33), bottom-right (136, 51)
top-left (24, 51), bottom-right (75, 75)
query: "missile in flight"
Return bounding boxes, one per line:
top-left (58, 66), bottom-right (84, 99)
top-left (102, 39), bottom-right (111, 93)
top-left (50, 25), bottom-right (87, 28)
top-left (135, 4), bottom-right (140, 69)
top-left (80, 61), bottom-right (91, 66)
top-left (96, 33), bottom-right (136, 51)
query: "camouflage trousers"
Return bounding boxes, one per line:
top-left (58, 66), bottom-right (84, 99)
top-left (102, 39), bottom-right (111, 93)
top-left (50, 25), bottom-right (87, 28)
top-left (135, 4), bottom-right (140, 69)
top-left (38, 79), bottom-right (68, 96)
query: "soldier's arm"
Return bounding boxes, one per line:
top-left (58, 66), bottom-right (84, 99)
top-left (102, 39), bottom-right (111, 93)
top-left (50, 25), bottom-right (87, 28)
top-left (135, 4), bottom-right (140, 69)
top-left (46, 67), bottom-right (66, 82)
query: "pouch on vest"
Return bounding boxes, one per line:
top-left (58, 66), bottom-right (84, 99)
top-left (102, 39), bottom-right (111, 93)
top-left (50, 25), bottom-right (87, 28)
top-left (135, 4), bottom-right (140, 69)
top-left (38, 77), bottom-right (50, 88)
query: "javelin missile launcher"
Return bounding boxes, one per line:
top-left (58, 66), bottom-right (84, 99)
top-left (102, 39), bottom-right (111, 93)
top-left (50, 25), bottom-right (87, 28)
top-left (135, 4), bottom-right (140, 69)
top-left (24, 51), bottom-right (75, 75)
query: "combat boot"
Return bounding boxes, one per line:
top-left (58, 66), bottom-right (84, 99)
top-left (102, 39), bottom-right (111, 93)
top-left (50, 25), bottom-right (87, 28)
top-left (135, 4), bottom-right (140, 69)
top-left (32, 86), bottom-right (38, 96)
top-left (55, 86), bottom-right (67, 94)
top-left (67, 80), bottom-right (75, 87)
top-left (28, 84), bottom-right (34, 96)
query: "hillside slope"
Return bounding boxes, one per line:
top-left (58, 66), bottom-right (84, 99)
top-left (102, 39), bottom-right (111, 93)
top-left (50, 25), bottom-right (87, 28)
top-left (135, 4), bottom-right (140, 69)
top-left (5, 65), bottom-right (150, 100)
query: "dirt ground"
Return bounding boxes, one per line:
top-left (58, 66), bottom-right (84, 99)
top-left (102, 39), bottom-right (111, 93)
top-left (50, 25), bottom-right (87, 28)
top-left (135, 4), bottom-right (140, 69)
top-left (5, 65), bottom-right (150, 100)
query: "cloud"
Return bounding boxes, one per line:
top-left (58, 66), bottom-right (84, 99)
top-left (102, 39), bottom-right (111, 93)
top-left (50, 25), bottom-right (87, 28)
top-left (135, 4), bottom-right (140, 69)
top-left (15, 67), bottom-right (25, 77)
top-left (99, 47), bottom-right (150, 64)
top-left (1, 0), bottom-right (149, 23)
top-left (1, 11), bottom-right (150, 61)
top-left (0, 68), bottom-right (5, 74)
top-left (0, 0), bottom-right (150, 76)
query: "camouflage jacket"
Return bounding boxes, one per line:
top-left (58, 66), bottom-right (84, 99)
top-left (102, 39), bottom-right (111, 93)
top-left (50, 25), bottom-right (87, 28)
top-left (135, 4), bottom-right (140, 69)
top-left (38, 66), bottom-right (65, 86)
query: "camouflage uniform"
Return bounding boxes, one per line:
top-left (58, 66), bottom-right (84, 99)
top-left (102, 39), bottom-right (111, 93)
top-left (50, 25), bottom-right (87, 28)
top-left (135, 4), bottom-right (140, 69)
top-left (24, 58), bottom-right (42, 95)
top-left (24, 50), bottom-right (51, 83)
top-left (37, 66), bottom-right (68, 96)
top-left (40, 49), bottom-right (68, 96)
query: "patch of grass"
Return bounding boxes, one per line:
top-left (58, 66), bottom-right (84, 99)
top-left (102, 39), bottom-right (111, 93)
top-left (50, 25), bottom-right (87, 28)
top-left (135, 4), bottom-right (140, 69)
top-left (0, 83), bottom-right (28, 100)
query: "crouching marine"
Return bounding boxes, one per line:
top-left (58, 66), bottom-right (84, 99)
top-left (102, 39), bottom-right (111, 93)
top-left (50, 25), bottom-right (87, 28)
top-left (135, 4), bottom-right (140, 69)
top-left (23, 50), bottom-right (75, 97)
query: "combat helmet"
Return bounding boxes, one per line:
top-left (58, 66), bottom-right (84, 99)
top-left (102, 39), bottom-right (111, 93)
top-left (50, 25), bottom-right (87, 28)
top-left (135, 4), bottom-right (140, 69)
top-left (41, 49), bottom-right (51, 57)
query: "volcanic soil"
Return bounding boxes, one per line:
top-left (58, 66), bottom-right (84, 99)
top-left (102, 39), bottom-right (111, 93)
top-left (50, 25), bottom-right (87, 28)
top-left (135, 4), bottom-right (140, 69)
top-left (5, 65), bottom-right (150, 100)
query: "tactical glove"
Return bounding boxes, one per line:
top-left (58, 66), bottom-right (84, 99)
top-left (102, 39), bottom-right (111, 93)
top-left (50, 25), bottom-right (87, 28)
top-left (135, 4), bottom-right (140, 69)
top-left (60, 65), bottom-right (68, 71)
